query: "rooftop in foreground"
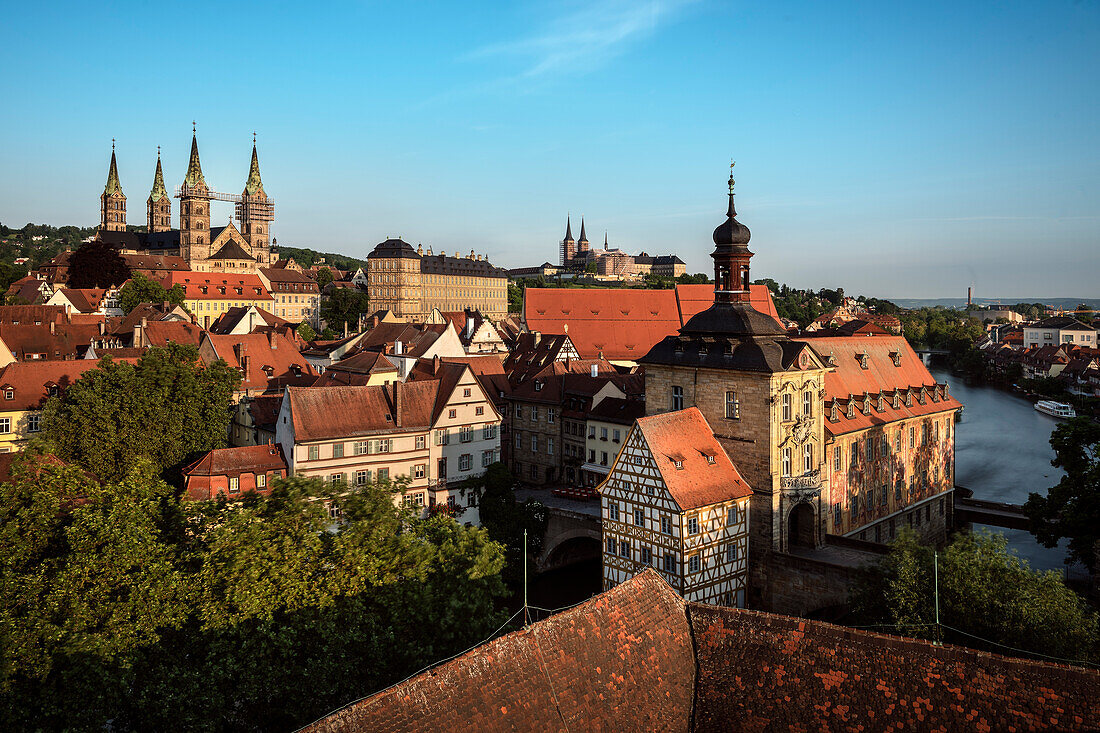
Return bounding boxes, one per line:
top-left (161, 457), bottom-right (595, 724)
top-left (304, 569), bottom-right (1100, 732)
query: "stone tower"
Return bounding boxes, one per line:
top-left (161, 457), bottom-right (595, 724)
top-left (100, 142), bottom-right (126, 232)
top-left (179, 126), bottom-right (212, 263)
top-left (146, 147), bottom-right (171, 233)
top-left (578, 217), bottom-right (590, 255)
top-left (560, 216), bottom-right (575, 265)
top-left (239, 137), bottom-right (271, 264)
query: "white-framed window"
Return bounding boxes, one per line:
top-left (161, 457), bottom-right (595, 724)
top-left (663, 552), bottom-right (677, 573)
top-left (308, 445), bottom-right (320, 460)
top-left (782, 447), bottom-right (791, 477)
top-left (475, 406), bottom-right (484, 416)
top-left (606, 537), bottom-right (617, 555)
top-left (448, 408), bottom-right (457, 419)
top-left (459, 454), bottom-right (472, 471)
top-left (228, 476), bottom-right (239, 493)
top-left (530, 435), bottom-right (538, 453)
top-left (833, 445), bottom-right (841, 471)
top-left (329, 473), bottom-right (345, 486)
top-left (781, 393), bottom-right (792, 422)
top-left (416, 435), bottom-right (426, 450)
top-left (803, 443), bottom-right (813, 473)
top-left (725, 390), bottom-right (739, 419)
top-left (547, 437), bottom-right (554, 455)
top-left (619, 540), bottom-right (630, 559)
top-left (414, 464), bottom-right (425, 479)
top-left (460, 426), bottom-right (472, 443)
top-left (481, 450), bottom-right (494, 467)
top-left (515, 433), bottom-right (522, 450)
top-left (547, 408), bottom-right (556, 424)
top-left (435, 429), bottom-right (449, 446)
top-left (333, 442), bottom-right (344, 458)
top-left (355, 470), bottom-right (370, 485)
top-left (609, 503), bottom-right (619, 521)
top-left (27, 413), bottom-right (40, 433)
top-left (514, 404), bottom-right (522, 418)
top-left (3, 389), bottom-right (12, 400)
top-left (463, 388), bottom-right (471, 398)
top-left (530, 406), bottom-right (538, 420)
top-left (641, 546), bottom-right (652, 565)
top-left (482, 424), bottom-right (497, 440)
top-left (354, 440), bottom-right (369, 456)
top-left (726, 504), bottom-right (738, 526)
top-left (687, 516), bottom-right (699, 535)
top-left (688, 555), bottom-right (700, 573)
top-left (726, 543), bottom-right (739, 562)
top-left (803, 390), bottom-right (813, 418)
top-left (588, 425), bottom-right (596, 438)
top-left (671, 386), bottom-right (684, 411)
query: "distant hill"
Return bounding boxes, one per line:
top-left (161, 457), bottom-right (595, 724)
top-left (274, 245), bottom-right (366, 272)
top-left (891, 297), bottom-right (1100, 311)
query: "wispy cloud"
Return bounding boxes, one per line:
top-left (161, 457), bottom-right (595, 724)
top-left (468, 0), bottom-right (696, 79)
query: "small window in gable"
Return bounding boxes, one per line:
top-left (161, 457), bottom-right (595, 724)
top-left (906, 391), bottom-right (913, 407)
top-left (846, 401), bottom-right (855, 419)
top-left (858, 353), bottom-right (869, 370)
top-left (893, 392), bottom-right (900, 409)
top-left (891, 351), bottom-right (902, 367)
top-left (3, 389), bottom-right (12, 400)
top-left (830, 402), bottom-right (838, 421)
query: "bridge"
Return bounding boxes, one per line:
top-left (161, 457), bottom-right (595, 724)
top-left (514, 487), bottom-right (602, 573)
top-left (954, 497), bottom-right (1030, 530)
top-left (913, 348), bottom-right (951, 366)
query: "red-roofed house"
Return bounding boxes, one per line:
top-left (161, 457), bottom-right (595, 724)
top-left (523, 284), bottom-right (778, 364)
top-left (598, 407), bottom-right (752, 605)
top-left (181, 444), bottom-right (289, 501)
top-left (163, 272), bottom-right (274, 330)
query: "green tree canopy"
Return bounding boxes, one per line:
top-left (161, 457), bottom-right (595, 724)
top-left (67, 240), bottom-right (132, 289)
top-left (850, 530), bottom-right (1098, 663)
top-left (296, 321), bottom-right (317, 341)
top-left (464, 463), bottom-right (548, 589)
top-left (42, 344), bottom-right (240, 481)
top-left (117, 272), bottom-right (186, 314)
top-left (315, 266), bottom-right (335, 288)
top-left (0, 460), bottom-right (508, 730)
top-left (1025, 417), bottom-right (1100, 571)
top-left (321, 287), bottom-right (370, 333)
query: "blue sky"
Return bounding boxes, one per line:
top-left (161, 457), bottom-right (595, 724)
top-left (1, 0), bottom-right (1097, 299)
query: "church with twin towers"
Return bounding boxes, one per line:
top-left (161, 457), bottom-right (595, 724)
top-left (96, 127), bottom-right (278, 273)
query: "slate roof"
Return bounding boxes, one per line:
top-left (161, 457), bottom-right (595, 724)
top-left (286, 381), bottom-right (438, 442)
top-left (420, 253), bottom-right (507, 279)
top-left (208, 239), bottom-right (255, 262)
top-left (208, 306), bottom-right (287, 335)
top-left (306, 569), bottom-right (1100, 732)
top-left (366, 239), bottom-right (421, 260)
top-left (587, 396), bottom-right (646, 425)
top-left (631, 407), bottom-right (753, 511)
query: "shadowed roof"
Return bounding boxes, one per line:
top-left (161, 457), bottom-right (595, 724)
top-left (182, 444), bottom-right (287, 478)
top-left (286, 381), bottom-right (438, 442)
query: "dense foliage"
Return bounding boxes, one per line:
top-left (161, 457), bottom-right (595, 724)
top-left (66, 239), bottom-right (132, 289)
top-left (42, 344), bottom-right (240, 481)
top-left (117, 272), bottom-right (187, 313)
top-left (1025, 417), bottom-right (1100, 571)
top-left (463, 463), bottom-right (549, 588)
top-left (321, 286), bottom-right (371, 333)
top-left (275, 245), bottom-right (366, 272)
top-left (851, 530), bottom-right (1099, 663)
top-left (0, 459), bottom-right (508, 731)
top-left (898, 307), bottom-right (985, 353)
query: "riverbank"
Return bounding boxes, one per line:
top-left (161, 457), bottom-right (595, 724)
top-left (931, 368), bottom-right (1089, 581)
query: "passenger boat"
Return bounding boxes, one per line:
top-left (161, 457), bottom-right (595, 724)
top-left (1034, 400), bottom-right (1076, 419)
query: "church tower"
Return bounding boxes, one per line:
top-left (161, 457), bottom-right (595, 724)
top-left (100, 141), bottom-right (126, 232)
top-left (578, 217), bottom-right (590, 255)
top-left (560, 215), bottom-right (576, 265)
top-left (179, 125), bottom-right (212, 264)
top-left (146, 147), bottom-right (171, 233)
top-left (239, 135), bottom-right (272, 264)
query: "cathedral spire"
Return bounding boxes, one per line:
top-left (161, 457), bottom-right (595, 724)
top-left (244, 132), bottom-right (265, 196)
top-left (149, 147), bottom-right (167, 202)
top-left (564, 215), bottom-right (574, 243)
top-left (104, 139), bottom-right (123, 196)
top-left (184, 122), bottom-right (205, 188)
top-left (578, 217), bottom-right (588, 245)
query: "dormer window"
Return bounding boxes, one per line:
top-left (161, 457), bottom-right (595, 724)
top-left (705, 454), bottom-right (716, 465)
top-left (893, 392), bottom-right (900, 409)
top-left (674, 459), bottom-right (684, 469)
top-left (918, 388), bottom-right (927, 405)
top-left (863, 396), bottom-right (871, 413)
top-left (877, 395), bottom-right (884, 412)
top-left (847, 401), bottom-right (855, 419)
top-left (906, 391), bottom-right (913, 407)
top-left (3, 389), bottom-right (12, 400)
top-left (858, 353), bottom-right (869, 370)
top-left (830, 402), bottom-right (838, 421)
top-left (674, 340), bottom-right (684, 354)
top-left (891, 352), bottom-right (902, 367)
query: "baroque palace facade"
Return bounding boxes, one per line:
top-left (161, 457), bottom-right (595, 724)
top-left (365, 239), bottom-right (508, 321)
top-left (95, 130), bottom-right (278, 273)
top-left (602, 168), bottom-right (960, 608)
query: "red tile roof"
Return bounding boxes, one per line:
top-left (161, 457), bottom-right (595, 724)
top-left (0, 322), bottom-right (103, 360)
top-left (202, 332), bottom-right (317, 393)
top-left (0, 359), bottom-right (135, 411)
top-left (58, 288), bottom-right (107, 313)
top-left (305, 570), bottom-right (695, 732)
top-left (141, 321), bottom-right (204, 347)
top-left (0, 305), bottom-right (66, 325)
top-left (523, 284), bottom-right (777, 360)
top-left (307, 570), bottom-right (1100, 732)
top-left (286, 381), bottom-right (438, 442)
top-left (630, 407), bottom-right (753, 510)
top-left (803, 334), bottom-right (962, 436)
top-left (163, 272), bottom-right (273, 301)
top-left (182, 444), bottom-right (288, 478)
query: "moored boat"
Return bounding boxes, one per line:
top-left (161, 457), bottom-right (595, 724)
top-left (1035, 400), bottom-right (1076, 419)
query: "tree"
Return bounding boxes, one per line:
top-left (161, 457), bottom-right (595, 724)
top-left (1025, 417), bottom-right (1100, 571)
top-left (464, 463), bottom-right (548, 588)
top-left (321, 287), bottom-right (370, 333)
top-left (851, 530), bottom-right (1099, 663)
top-left (42, 344), bottom-right (240, 482)
top-left (0, 463), bottom-right (508, 731)
top-left (296, 322), bottom-right (317, 341)
top-left (315, 267), bottom-right (334, 288)
top-left (117, 273), bottom-right (186, 314)
top-left (66, 240), bottom-right (132, 289)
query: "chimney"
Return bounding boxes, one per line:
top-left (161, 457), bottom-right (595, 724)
top-left (433, 354), bottom-right (441, 374)
top-left (590, 363), bottom-right (598, 377)
top-left (465, 313), bottom-right (475, 340)
top-left (98, 321), bottom-right (105, 336)
top-left (344, 320), bottom-right (349, 338)
top-left (241, 353), bottom-right (250, 377)
top-left (967, 287), bottom-right (972, 307)
top-left (393, 381), bottom-right (403, 425)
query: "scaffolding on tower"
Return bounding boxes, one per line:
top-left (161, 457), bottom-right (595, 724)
top-left (174, 184), bottom-right (275, 222)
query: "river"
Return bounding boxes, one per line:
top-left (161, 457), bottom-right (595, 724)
top-left (930, 368), bottom-right (1088, 580)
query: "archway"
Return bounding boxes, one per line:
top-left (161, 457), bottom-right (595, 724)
top-left (788, 503), bottom-right (815, 549)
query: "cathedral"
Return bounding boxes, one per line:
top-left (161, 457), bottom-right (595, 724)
top-left (95, 129), bottom-right (278, 273)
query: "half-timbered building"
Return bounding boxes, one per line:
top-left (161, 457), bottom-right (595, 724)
top-left (599, 407), bottom-right (752, 606)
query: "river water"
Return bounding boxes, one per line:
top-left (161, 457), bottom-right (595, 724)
top-left (931, 368), bottom-right (1088, 580)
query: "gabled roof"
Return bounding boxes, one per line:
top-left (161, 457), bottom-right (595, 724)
top-left (203, 332), bottom-right (317, 392)
top-left (588, 396), bottom-right (646, 425)
top-left (0, 305), bottom-right (66, 325)
top-left (208, 306), bottom-right (286, 335)
top-left (286, 381), bottom-right (438, 442)
top-left (208, 239), bottom-right (255, 262)
top-left (312, 350), bottom-right (400, 387)
top-left (0, 358), bottom-right (137, 411)
top-left (163, 272), bottom-right (273, 301)
top-left (631, 407), bottom-right (752, 510)
top-left (142, 321), bottom-right (204, 347)
top-left (58, 288), bottom-right (108, 313)
top-left (1030, 316), bottom-right (1094, 330)
top-left (0, 322), bottom-right (102, 360)
top-left (182, 444), bottom-right (287, 478)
